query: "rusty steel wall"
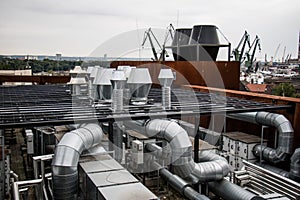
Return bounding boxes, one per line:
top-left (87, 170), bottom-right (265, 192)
top-left (110, 61), bottom-right (240, 90)
top-left (190, 85), bottom-right (300, 151)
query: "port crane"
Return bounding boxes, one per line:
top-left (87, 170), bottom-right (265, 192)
top-left (271, 43), bottom-right (281, 63)
top-left (245, 35), bottom-right (261, 72)
top-left (232, 31), bottom-right (251, 63)
top-left (141, 24), bottom-right (174, 61)
top-left (142, 28), bottom-right (161, 61)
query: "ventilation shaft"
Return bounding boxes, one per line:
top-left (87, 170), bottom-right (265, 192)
top-left (126, 119), bottom-right (229, 181)
top-left (229, 111), bottom-right (294, 163)
top-left (51, 123), bottom-right (103, 200)
top-left (139, 119), bottom-right (262, 199)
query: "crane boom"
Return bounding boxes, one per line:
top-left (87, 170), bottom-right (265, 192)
top-left (142, 28), bottom-right (159, 61)
top-left (232, 31), bottom-right (251, 63)
top-left (245, 35), bottom-right (261, 72)
top-left (273, 43), bottom-right (281, 62)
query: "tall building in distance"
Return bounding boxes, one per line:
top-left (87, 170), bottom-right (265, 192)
top-left (298, 31), bottom-right (300, 61)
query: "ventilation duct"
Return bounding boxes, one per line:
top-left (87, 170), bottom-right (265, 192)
top-left (208, 179), bottom-right (264, 200)
top-left (151, 162), bottom-right (210, 200)
top-left (93, 68), bottom-right (114, 101)
top-left (125, 119), bottom-right (229, 182)
top-left (127, 68), bottom-right (152, 105)
top-left (51, 123), bottom-right (103, 200)
top-left (117, 66), bottom-right (134, 104)
top-left (229, 111), bottom-right (294, 163)
top-left (87, 66), bottom-right (100, 99)
top-left (290, 148), bottom-right (300, 182)
top-left (158, 69), bottom-right (174, 110)
top-left (172, 28), bottom-right (192, 61)
top-left (67, 66), bottom-right (88, 96)
top-left (111, 70), bottom-right (126, 112)
top-left (188, 25), bottom-right (220, 61)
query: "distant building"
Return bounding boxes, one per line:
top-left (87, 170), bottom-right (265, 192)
top-left (245, 83), bottom-right (272, 94)
top-left (0, 69), bottom-right (32, 85)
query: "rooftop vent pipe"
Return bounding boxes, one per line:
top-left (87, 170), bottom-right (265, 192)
top-left (117, 66), bottom-right (134, 104)
top-left (93, 68), bottom-right (114, 101)
top-left (158, 69), bottom-right (174, 110)
top-left (68, 66), bottom-right (88, 96)
top-left (111, 70), bottom-right (126, 112)
top-left (87, 66), bottom-right (100, 99)
top-left (110, 70), bottom-right (126, 162)
top-left (229, 111), bottom-right (293, 163)
top-left (51, 123), bottom-right (103, 200)
top-left (127, 68), bottom-right (152, 105)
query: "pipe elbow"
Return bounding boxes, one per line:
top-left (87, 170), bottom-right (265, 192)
top-left (253, 145), bottom-right (287, 163)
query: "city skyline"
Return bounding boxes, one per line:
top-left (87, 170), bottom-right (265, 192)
top-left (1, 0), bottom-right (300, 61)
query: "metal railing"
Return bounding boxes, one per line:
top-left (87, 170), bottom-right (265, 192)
top-left (234, 160), bottom-right (300, 200)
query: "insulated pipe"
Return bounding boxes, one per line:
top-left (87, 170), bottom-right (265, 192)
top-left (290, 148), bottom-right (300, 182)
top-left (229, 111), bottom-right (294, 163)
top-left (145, 119), bottom-right (195, 178)
top-left (192, 151), bottom-right (229, 182)
top-left (126, 119), bottom-right (229, 181)
top-left (208, 179), bottom-right (264, 200)
top-left (255, 162), bottom-right (289, 178)
top-left (51, 123), bottom-right (103, 200)
top-left (151, 162), bottom-right (210, 200)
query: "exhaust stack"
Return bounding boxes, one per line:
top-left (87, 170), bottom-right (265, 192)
top-left (158, 69), bottom-right (175, 110)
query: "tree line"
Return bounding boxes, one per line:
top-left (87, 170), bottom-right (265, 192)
top-left (0, 56), bottom-right (83, 73)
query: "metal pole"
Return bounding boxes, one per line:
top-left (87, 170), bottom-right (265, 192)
top-left (108, 121), bottom-right (114, 151)
top-left (194, 115), bottom-right (200, 163)
top-left (260, 125), bottom-right (267, 165)
top-left (228, 43), bottom-right (231, 62)
top-left (0, 129), bottom-right (5, 200)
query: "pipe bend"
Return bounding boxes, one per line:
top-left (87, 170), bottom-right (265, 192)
top-left (230, 111), bottom-right (294, 163)
top-left (145, 119), bottom-right (229, 181)
top-left (52, 123), bottom-right (103, 200)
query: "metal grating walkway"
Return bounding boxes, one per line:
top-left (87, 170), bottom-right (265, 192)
top-left (0, 85), bottom-right (291, 128)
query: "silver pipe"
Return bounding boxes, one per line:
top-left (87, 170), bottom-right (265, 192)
top-left (228, 111), bottom-right (294, 163)
top-left (145, 119), bottom-right (195, 178)
top-left (145, 143), bottom-right (170, 160)
top-left (162, 86), bottom-right (171, 109)
top-left (51, 123), bottom-right (103, 200)
top-left (113, 122), bottom-right (124, 163)
top-left (208, 179), bottom-right (260, 200)
top-left (127, 119), bottom-right (229, 181)
top-left (255, 162), bottom-right (289, 178)
top-left (290, 148), bottom-right (300, 182)
top-left (152, 162), bottom-right (210, 200)
top-left (192, 151), bottom-right (229, 182)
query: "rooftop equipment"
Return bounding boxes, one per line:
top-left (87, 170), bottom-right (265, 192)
top-left (87, 66), bottom-right (101, 99)
top-left (171, 28), bottom-right (192, 61)
top-left (111, 70), bottom-right (126, 112)
top-left (67, 66), bottom-right (88, 96)
top-left (170, 24), bottom-right (231, 61)
top-left (158, 68), bottom-right (175, 110)
top-left (127, 68), bottom-right (152, 105)
top-left (188, 25), bottom-right (220, 61)
top-left (93, 68), bottom-right (114, 101)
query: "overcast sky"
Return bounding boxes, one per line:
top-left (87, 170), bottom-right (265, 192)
top-left (0, 0), bottom-right (299, 61)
